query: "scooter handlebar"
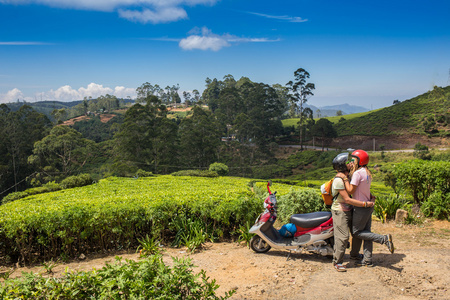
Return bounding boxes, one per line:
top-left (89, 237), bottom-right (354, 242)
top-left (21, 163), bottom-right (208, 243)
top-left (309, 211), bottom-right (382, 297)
top-left (267, 181), bottom-right (272, 195)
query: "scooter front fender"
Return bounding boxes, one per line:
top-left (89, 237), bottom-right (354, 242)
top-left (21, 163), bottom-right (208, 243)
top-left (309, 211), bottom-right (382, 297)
top-left (249, 222), bottom-right (263, 234)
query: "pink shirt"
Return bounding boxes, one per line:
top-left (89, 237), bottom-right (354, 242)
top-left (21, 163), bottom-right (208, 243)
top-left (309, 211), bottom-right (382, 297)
top-left (350, 168), bottom-right (371, 202)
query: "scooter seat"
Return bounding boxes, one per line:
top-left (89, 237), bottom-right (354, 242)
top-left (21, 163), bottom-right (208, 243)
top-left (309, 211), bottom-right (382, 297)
top-left (290, 211), bottom-right (332, 229)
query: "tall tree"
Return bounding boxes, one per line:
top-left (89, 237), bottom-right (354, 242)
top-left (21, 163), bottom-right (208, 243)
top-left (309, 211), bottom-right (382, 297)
top-left (202, 78), bottom-right (222, 112)
top-left (136, 82), bottom-right (162, 104)
top-left (286, 68), bottom-right (315, 149)
top-left (178, 106), bottom-right (221, 169)
top-left (0, 105), bottom-right (51, 196)
top-left (311, 118), bottom-right (337, 151)
top-left (28, 125), bottom-right (95, 183)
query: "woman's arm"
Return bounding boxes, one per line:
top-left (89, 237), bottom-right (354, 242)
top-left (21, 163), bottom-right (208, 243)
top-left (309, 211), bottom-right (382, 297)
top-left (338, 189), bottom-right (373, 208)
top-left (335, 173), bottom-right (357, 195)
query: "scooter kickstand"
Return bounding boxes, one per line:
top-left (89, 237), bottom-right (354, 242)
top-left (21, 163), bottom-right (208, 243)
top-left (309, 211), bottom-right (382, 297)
top-left (287, 250), bottom-right (292, 261)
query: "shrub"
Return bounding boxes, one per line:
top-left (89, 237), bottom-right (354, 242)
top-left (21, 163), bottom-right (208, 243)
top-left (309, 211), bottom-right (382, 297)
top-left (0, 176), bottom-right (259, 263)
top-left (60, 174), bottom-right (93, 189)
top-left (277, 188), bottom-right (327, 224)
top-left (421, 191), bottom-right (450, 220)
top-left (373, 194), bottom-right (407, 223)
top-left (0, 255), bottom-right (235, 299)
top-left (392, 160), bottom-right (450, 205)
top-left (109, 161), bottom-right (138, 177)
top-left (171, 170), bottom-right (219, 177)
top-left (1, 181), bottom-right (62, 204)
top-left (135, 169), bottom-right (154, 178)
top-left (209, 163), bottom-right (229, 176)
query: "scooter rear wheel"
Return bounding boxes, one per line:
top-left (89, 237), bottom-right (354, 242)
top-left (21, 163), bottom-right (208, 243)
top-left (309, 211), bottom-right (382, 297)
top-left (250, 236), bottom-right (271, 253)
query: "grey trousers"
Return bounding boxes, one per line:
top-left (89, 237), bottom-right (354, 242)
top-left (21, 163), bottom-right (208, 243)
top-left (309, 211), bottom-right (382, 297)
top-left (350, 206), bottom-right (386, 263)
top-left (332, 209), bottom-right (352, 265)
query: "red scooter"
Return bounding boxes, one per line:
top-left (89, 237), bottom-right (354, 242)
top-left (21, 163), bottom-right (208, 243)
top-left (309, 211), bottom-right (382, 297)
top-left (249, 182), bottom-right (334, 256)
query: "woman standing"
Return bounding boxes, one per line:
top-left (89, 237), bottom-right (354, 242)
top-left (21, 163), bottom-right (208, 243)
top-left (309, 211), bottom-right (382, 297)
top-left (343, 150), bottom-right (395, 267)
top-left (330, 153), bottom-right (375, 272)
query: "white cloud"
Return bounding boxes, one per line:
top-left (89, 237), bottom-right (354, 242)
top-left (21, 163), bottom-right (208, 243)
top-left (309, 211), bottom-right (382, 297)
top-left (0, 0), bottom-right (218, 24)
top-left (45, 85), bottom-right (83, 101)
top-left (78, 83), bottom-right (113, 98)
top-left (114, 86), bottom-right (136, 98)
top-left (0, 88), bottom-right (25, 103)
top-left (118, 6), bottom-right (188, 24)
top-left (180, 35), bottom-right (230, 51)
top-left (0, 83), bottom-right (137, 103)
top-left (179, 27), bottom-right (280, 51)
top-left (0, 41), bottom-right (51, 45)
top-left (41, 83), bottom-right (137, 101)
top-left (246, 11), bottom-right (308, 23)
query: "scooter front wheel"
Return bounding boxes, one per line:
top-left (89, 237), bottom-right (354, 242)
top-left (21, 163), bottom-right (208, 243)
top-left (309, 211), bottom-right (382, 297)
top-left (250, 236), bottom-right (271, 253)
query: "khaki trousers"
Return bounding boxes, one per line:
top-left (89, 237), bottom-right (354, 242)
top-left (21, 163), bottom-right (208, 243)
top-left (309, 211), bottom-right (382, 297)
top-left (332, 209), bottom-right (352, 265)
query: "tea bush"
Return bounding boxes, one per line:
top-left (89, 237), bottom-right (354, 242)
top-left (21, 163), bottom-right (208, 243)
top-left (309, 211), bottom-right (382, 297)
top-left (209, 163), bottom-right (229, 176)
top-left (421, 191), bottom-right (450, 220)
top-left (0, 176), bottom-right (262, 263)
top-left (171, 170), bottom-right (219, 177)
top-left (1, 181), bottom-right (61, 204)
top-left (277, 188), bottom-right (327, 224)
top-left (0, 255), bottom-right (235, 299)
top-left (60, 173), bottom-right (93, 189)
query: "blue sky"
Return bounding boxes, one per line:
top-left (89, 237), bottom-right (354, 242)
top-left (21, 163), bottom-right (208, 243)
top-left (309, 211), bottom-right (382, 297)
top-left (0, 0), bottom-right (449, 109)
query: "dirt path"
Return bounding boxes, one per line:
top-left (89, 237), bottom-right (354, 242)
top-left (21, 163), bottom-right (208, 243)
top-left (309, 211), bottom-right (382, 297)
top-left (5, 220), bottom-right (450, 299)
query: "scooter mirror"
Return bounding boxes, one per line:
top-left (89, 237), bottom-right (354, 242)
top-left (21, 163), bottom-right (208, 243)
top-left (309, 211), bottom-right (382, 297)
top-left (268, 180), bottom-right (272, 186)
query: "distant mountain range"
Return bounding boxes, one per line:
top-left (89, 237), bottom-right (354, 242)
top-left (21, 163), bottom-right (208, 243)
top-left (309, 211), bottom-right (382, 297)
top-left (305, 103), bottom-right (369, 118)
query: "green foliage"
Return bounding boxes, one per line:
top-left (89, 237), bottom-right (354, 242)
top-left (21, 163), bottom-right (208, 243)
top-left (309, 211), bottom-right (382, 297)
top-left (172, 217), bottom-right (209, 252)
top-left (333, 86), bottom-right (450, 136)
top-left (277, 188), bottom-right (327, 224)
top-left (234, 221), bottom-right (253, 248)
top-left (209, 163), bottom-right (229, 176)
top-left (421, 191), bottom-right (450, 220)
top-left (0, 255), bottom-right (235, 299)
top-left (373, 195), bottom-right (407, 223)
top-left (171, 170), bottom-right (219, 177)
top-left (137, 234), bottom-right (161, 257)
top-left (135, 169), bottom-right (154, 178)
top-left (310, 118), bottom-right (337, 150)
top-left (0, 104), bottom-right (51, 202)
top-left (178, 106), bottom-right (221, 169)
top-left (72, 114), bottom-right (123, 142)
top-left (0, 176), bottom-right (263, 263)
top-left (28, 125), bottom-right (97, 181)
top-left (60, 173), bottom-right (93, 189)
top-left (1, 181), bottom-right (61, 204)
top-left (41, 258), bottom-right (58, 274)
top-left (392, 160), bottom-right (450, 205)
top-left (109, 161), bottom-right (139, 177)
top-left (271, 150), bottom-right (342, 180)
top-left (413, 142), bottom-right (431, 160)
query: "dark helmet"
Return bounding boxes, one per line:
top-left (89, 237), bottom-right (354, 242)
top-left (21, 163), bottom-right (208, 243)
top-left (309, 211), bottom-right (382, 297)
top-left (332, 153), bottom-right (349, 172)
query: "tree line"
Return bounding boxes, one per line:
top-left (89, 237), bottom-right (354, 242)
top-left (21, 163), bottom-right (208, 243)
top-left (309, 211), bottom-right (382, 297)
top-left (0, 69), bottom-right (343, 200)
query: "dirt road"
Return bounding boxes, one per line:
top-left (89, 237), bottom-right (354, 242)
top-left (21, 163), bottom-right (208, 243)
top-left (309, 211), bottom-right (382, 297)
top-left (6, 220), bottom-right (450, 299)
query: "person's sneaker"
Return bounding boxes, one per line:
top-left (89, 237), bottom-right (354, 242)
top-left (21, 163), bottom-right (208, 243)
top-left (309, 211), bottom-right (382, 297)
top-left (385, 234), bottom-right (395, 254)
top-left (350, 254), bottom-right (364, 260)
top-left (334, 263), bottom-right (347, 272)
top-left (356, 260), bottom-right (374, 267)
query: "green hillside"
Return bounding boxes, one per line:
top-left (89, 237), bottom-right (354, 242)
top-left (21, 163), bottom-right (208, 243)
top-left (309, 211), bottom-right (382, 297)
top-left (282, 110), bottom-right (380, 127)
top-left (335, 86), bottom-right (450, 136)
top-left (6, 100), bottom-right (82, 116)
top-left (282, 86), bottom-right (450, 137)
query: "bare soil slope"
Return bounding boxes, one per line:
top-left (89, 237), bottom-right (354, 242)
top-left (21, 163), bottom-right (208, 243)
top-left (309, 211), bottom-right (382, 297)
top-left (5, 220), bottom-right (450, 300)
